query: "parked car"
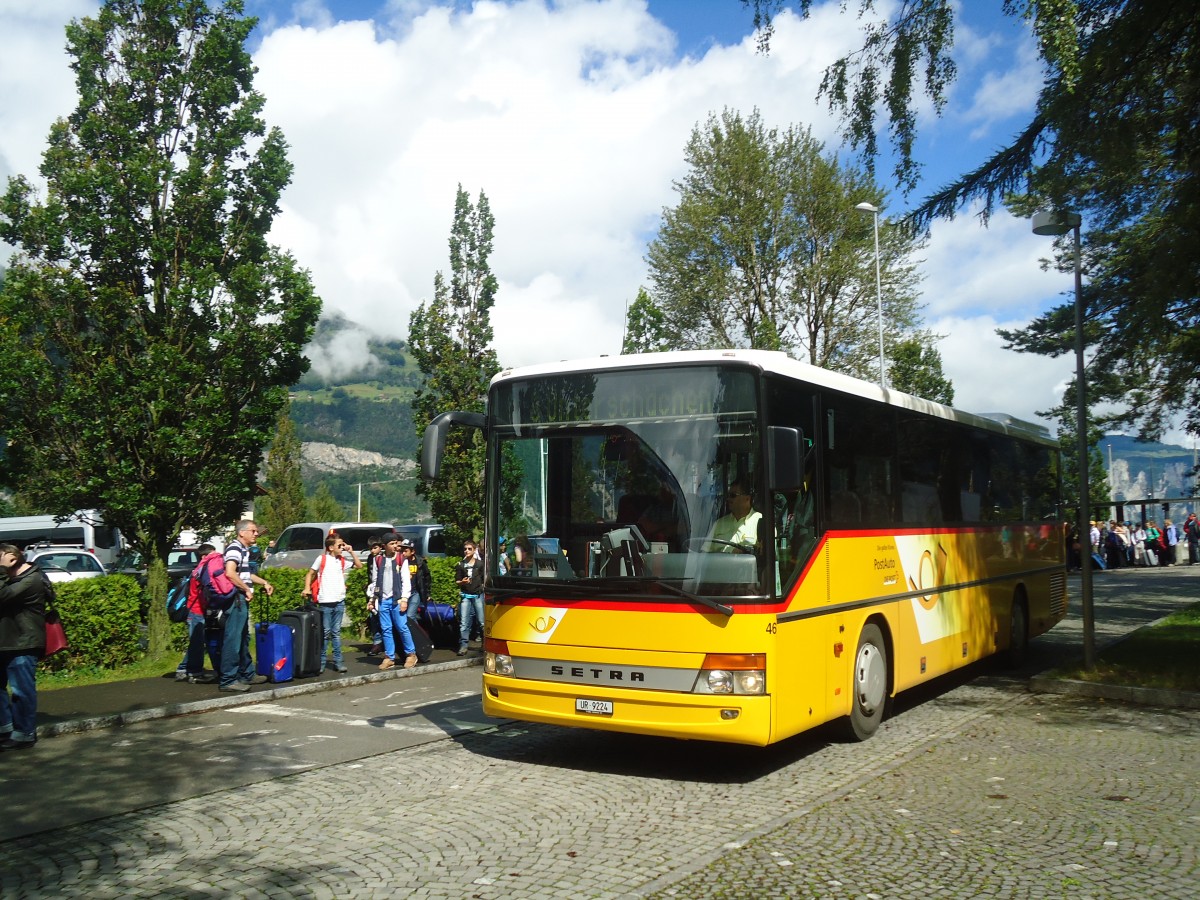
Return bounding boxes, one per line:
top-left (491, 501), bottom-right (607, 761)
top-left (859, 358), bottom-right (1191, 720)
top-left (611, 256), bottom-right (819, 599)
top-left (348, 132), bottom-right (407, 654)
top-left (395, 523), bottom-right (446, 558)
top-left (37, 563), bottom-right (76, 584)
top-left (263, 522), bottom-right (394, 570)
top-left (112, 545), bottom-right (205, 587)
top-left (25, 547), bottom-right (108, 580)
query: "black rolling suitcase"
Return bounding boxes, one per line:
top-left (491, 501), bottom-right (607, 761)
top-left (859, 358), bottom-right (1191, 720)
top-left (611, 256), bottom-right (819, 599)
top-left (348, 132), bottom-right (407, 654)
top-left (280, 603), bottom-right (322, 677)
top-left (408, 620), bottom-right (433, 664)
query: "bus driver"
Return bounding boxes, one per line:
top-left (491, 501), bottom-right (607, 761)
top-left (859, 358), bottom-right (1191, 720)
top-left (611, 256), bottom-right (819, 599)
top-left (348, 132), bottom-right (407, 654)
top-left (707, 480), bottom-right (761, 553)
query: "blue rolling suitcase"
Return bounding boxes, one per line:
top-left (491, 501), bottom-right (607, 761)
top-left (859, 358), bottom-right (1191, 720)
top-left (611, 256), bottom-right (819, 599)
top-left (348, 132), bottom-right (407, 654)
top-left (255, 621), bottom-right (294, 683)
top-left (419, 602), bottom-right (460, 649)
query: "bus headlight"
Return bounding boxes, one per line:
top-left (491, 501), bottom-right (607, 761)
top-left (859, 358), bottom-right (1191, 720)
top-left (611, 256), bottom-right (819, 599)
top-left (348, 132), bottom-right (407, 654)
top-left (734, 670), bottom-right (765, 694)
top-left (706, 670), bottom-right (733, 694)
top-left (484, 638), bottom-right (514, 676)
top-left (692, 653), bottom-right (766, 695)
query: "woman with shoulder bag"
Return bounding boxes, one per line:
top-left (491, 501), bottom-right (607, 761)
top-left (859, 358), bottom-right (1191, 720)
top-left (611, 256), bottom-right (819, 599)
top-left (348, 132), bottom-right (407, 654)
top-left (0, 543), bottom-right (49, 750)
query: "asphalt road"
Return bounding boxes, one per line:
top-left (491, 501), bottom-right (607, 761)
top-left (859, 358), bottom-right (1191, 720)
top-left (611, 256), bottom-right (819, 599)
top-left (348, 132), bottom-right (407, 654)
top-left (0, 666), bottom-right (492, 843)
top-left (1, 566), bottom-right (1196, 898)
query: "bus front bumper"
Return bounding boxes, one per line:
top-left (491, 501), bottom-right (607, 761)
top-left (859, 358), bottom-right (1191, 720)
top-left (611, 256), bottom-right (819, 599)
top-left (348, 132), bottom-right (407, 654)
top-left (482, 673), bottom-right (773, 746)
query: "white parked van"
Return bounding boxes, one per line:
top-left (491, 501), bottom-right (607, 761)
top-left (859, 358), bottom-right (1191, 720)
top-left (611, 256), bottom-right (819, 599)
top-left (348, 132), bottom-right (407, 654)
top-left (263, 521), bottom-right (394, 570)
top-left (0, 510), bottom-right (124, 568)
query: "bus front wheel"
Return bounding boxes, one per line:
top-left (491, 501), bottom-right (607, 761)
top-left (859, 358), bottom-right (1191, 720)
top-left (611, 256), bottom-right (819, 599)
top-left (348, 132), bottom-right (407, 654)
top-left (844, 623), bottom-right (889, 741)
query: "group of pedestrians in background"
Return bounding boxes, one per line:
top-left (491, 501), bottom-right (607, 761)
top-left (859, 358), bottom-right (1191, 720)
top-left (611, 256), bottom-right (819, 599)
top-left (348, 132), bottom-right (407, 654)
top-left (1090, 515), bottom-right (1199, 569)
top-left (0, 518), bottom-right (501, 754)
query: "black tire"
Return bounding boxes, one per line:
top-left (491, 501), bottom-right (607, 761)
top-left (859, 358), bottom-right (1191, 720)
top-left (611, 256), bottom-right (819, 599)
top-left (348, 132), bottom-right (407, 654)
top-left (844, 623), bottom-right (889, 741)
top-left (1003, 595), bottom-right (1029, 669)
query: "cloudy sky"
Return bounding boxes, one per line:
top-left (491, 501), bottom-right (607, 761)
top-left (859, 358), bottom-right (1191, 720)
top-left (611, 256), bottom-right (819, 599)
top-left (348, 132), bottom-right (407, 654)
top-left (0, 0), bottom-right (1123, 438)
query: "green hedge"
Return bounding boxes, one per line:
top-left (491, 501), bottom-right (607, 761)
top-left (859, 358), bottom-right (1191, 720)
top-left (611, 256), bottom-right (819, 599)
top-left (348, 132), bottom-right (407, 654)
top-left (44, 574), bottom-right (145, 672)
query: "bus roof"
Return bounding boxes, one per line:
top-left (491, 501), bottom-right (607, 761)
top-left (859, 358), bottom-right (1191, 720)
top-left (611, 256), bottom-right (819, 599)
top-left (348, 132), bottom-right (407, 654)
top-left (492, 349), bottom-right (1057, 448)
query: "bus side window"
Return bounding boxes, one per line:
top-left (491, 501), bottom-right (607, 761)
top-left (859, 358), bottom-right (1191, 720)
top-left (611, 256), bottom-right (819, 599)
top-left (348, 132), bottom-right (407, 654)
top-left (765, 376), bottom-right (818, 592)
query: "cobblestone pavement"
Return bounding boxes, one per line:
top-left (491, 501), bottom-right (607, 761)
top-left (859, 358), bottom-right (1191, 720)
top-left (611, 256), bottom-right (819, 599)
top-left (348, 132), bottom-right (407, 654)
top-left (645, 690), bottom-right (1200, 899)
top-left (2, 675), bottom-right (1196, 899)
top-left (1, 569), bottom-right (1196, 898)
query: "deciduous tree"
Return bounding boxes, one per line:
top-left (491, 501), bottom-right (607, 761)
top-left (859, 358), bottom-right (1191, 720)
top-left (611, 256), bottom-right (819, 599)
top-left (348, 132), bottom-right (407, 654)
top-left (646, 108), bottom-right (927, 384)
top-left (0, 0), bottom-right (320, 655)
top-left (622, 287), bottom-right (672, 354)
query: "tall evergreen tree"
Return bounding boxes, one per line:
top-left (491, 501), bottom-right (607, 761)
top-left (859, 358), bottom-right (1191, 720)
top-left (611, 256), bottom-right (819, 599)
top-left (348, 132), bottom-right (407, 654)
top-left (747, 1), bottom-right (1199, 439)
top-left (646, 108), bottom-right (925, 382)
top-left (259, 406), bottom-right (307, 541)
top-left (408, 186), bottom-right (499, 549)
top-left (1040, 398), bottom-right (1111, 517)
top-left (307, 482), bottom-right (345, 521)
top-left (0, 0), bottom-right (320, 654)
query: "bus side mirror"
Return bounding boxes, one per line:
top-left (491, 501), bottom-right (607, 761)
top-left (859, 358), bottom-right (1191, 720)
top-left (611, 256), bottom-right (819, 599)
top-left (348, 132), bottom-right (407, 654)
top-left (421, 410), bottom-right (486, 480)
top-left (767, 426), bottom-right (803, 492)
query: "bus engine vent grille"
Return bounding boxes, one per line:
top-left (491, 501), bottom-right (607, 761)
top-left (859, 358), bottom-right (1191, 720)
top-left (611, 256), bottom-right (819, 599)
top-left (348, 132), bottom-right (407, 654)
top-left (1049, 572), bottom-right (1067, 618)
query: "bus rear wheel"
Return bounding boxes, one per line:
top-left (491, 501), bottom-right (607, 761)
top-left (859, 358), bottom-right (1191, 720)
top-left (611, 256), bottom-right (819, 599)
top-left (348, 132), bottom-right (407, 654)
top-left (1004, 595), bottom-right (1029, 669)
top-left (844, 623), bottom-right (889, 741)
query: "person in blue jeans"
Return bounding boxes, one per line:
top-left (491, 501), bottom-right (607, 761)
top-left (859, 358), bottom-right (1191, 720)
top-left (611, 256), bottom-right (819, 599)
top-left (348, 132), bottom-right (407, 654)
top-left (455, 540), bottom-right (485, 656)
top-left (174, 543), bottom-right (217, 684)
top-left (303, 533), bottom-right (363, 673)
top-left (219, 520), bottom-right (276, 692)
top-left (375, 533), bottom-right (416, 670)
top-left (0, 543), bottom-right (49, 750)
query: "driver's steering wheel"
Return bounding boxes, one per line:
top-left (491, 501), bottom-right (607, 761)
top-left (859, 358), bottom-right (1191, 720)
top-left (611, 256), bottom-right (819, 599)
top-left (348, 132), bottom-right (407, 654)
top-left (684, 538), bottom-right (753, 554)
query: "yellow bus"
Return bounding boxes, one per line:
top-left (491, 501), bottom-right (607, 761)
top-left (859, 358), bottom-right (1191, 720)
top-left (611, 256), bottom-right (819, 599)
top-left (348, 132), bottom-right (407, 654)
top-left (422, 350), bottom-right (1067, 746)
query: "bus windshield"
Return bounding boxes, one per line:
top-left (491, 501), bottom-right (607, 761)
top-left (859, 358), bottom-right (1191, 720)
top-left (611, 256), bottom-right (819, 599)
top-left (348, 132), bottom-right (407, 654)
top-left (491, 365), bottom-right (765, 598)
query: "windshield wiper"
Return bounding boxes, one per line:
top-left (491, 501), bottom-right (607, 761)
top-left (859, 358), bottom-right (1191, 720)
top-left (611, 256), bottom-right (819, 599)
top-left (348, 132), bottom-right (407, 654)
top-left (488, 578), bottom-right (734, 615)
top-left (652, 580), bottom-right (733, 617)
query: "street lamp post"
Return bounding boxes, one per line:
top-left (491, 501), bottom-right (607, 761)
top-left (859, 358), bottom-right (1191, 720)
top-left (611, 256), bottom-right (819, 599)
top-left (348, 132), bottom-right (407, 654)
top-left (354, 478), bottom-right (405, 522)
top-left (855, 201), bottom-right (886, 388)
top-left (1032, 209), bottom-right (1095, 670)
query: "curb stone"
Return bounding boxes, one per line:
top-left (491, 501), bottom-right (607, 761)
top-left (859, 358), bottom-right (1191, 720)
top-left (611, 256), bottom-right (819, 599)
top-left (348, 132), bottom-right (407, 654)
top-left (35, 656), bottom-right (484, 739)
top-left (1026, 604), bottom-right (1200, 710)
top-left (1028, 674), bottom-right (1200, 709)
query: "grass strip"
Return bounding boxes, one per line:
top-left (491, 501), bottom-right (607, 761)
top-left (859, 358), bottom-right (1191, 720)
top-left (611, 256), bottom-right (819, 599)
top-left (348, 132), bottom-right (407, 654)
top-left (1055, 601), bottom-right (1200, 694)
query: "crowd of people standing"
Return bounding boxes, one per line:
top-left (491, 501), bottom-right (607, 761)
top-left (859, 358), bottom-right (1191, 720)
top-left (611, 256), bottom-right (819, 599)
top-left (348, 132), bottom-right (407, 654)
top-left (1086, 513), bottom-right (1200, 569)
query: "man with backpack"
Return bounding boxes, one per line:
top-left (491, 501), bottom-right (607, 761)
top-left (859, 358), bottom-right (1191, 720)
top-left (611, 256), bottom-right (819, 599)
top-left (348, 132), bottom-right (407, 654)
top-left (374, 532), bottom-right (417, 670)
top-left (173, 543), bottom-right (217, 684)
top-left (218, 520), bottom-right (275, 693)
top-left (302, 532), bottom-right (363, 674)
